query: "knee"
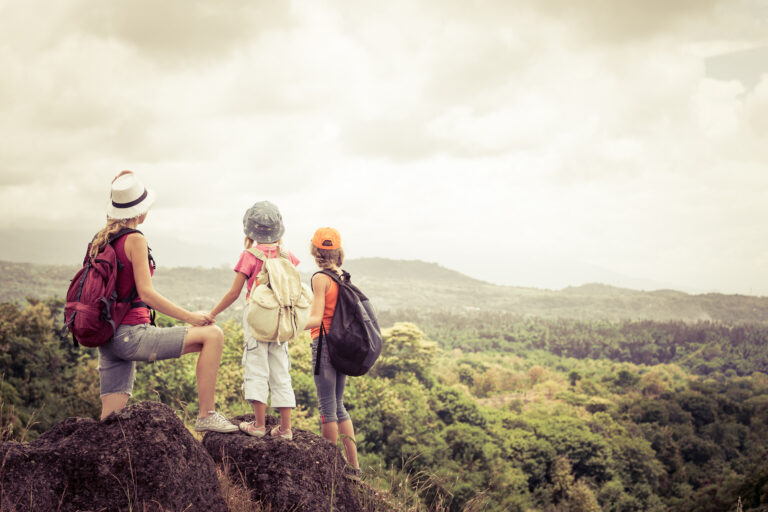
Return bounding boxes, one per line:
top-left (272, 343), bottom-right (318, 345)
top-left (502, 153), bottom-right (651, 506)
top-left (207, 325), bottom-right (224, 343)
top-left (201, 325), bottom-right (224, 351)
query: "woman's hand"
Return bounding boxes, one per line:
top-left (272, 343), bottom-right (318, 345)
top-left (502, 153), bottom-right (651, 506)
top-left (187, 311), bottom-right (215, 326)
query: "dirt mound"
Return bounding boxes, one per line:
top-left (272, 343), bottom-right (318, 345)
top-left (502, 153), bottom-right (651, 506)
top-left (0, 401), bottom-right (226, 512)
top-left (202, 414), bottom-right (362, 512)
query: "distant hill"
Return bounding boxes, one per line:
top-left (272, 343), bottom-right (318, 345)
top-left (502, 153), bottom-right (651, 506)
top-left (1, 258), bottom-right (767, 324)
top-left (343, 257), bottom-right (484, 284)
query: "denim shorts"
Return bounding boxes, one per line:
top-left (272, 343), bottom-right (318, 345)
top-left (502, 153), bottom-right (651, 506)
top-left (98, 323), bottom-right (187, 396)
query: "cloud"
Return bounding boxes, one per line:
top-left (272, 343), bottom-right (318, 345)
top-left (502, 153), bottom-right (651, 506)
top-left (66, 1), bottom-right (294, 64)
top-left (526, 0), bottom-right (728, 43)
top-left (706, 46), bottom-right (768, 91)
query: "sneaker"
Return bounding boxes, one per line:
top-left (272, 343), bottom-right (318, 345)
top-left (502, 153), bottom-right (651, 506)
top-left (344, 466), bottom-right (361, 482)
top-left (194, 411), bottom-right (238, 433)
top-left (270, 426), bottom-right (293, 440)
top-left (239, 421), bottom-right (266, 437)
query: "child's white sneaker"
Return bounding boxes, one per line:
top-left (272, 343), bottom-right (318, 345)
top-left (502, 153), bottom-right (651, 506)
top-left (239, 421), bottom-right (266, 437)
top-left (270, 426), bottom-right (293, 440)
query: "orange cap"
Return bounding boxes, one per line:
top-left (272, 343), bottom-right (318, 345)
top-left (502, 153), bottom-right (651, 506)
top-left (312, 227), bottom-right (341, 249)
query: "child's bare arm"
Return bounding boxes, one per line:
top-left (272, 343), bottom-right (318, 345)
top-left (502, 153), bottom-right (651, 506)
top-left (305, 273), bottom-right (329, 330)
top-left (210, 272), bottom-right (248, 318)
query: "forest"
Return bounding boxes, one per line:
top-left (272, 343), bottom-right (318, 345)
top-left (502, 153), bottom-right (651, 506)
top-left (1, 298), bottom-right (768, 511)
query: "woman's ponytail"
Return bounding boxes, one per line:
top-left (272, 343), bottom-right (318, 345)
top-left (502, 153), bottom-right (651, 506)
top-left (88, 217), bottom-right (140, 259)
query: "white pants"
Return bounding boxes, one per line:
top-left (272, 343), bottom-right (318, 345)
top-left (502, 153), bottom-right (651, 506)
top-left (242, 305), bottom-right (296, 408)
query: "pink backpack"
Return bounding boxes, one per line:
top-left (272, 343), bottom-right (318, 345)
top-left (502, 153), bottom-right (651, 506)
top-left (64, 228), bottom-right (149, 347)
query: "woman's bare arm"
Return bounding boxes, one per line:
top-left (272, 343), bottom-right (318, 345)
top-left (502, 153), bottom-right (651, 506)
top-left (124, 233), bottom-right (209, 326)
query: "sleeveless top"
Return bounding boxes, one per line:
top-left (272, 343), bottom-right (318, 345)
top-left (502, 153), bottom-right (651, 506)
top-left (113, 234), bottom-right (153, 325)
top-left (311, 274), bottom-right (338, 340)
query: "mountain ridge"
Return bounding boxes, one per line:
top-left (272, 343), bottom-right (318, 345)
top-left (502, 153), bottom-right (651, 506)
top-left (1, 258), bottom-right (766, 324)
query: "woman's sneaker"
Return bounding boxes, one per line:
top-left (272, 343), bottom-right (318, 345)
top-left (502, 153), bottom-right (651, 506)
top-left (239, 421), bottom-right (266, 437)
top-left (194, 411), bottom-right (239, 433)
top-left (270, 426), bottom-right (293, 440)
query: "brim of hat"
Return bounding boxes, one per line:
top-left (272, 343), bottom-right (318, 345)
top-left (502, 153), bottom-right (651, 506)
top-left (106, 189), bottom-right (156, 220)
top-left (311, 240), bottom-right (341, 250)
top-left (248, 224), bottom-right (285, 244)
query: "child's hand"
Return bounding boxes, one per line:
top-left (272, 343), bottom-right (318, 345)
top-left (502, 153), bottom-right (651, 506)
top-left (188, 311), bottom-right (214, 326)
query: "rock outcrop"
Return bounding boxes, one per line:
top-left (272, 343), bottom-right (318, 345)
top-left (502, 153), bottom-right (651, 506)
top-left (0, 401), bottom-right (226, 512)
top-left (203, 414), bottom-right (363, 512)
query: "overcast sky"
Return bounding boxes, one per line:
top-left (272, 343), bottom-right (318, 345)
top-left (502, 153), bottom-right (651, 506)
top-left (1, 0), bottom-right (767, 295)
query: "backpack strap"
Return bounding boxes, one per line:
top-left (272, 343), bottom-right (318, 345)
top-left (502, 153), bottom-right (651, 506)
top-left (248, 246), bottom-right (292, 262)
top-left (107, 227), bottom-right (142, 245)
top-left (318, 269), bottom-right (348, 284)
top-left (109, 228), bottom-right (156, 321)
top-left (247, 247), bottom-right (267, 262)
top-left (311, 270), bottom-right (345, 292)
top-left (312, 269), bottom-right (344, 375)
top-left (314, 323), bottom-right (327, 376)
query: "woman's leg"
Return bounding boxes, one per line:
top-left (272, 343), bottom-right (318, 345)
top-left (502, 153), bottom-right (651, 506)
top-left (182, 325), bottom-right (224, 417)
top-left (98, 339), bottom-right (136, 420)
top-left (100, 393), bottom-right (130, 420)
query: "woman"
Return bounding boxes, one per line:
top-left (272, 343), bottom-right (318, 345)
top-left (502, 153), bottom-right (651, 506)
top-left (95, 170), bottom-right (237, 433)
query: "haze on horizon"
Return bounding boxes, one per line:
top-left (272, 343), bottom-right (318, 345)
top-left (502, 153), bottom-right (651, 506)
top-left (1, 1), bottom-right (767, 296)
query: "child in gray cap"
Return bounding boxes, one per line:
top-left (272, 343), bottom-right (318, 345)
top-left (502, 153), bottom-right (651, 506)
top-left (210, 201), bottom-right (300, 439)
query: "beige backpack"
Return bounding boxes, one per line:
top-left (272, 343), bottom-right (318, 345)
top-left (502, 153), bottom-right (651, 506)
top-left (245, 248), bottom-right (312, 342)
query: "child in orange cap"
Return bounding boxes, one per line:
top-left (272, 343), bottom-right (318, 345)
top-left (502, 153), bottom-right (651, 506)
top-left (305, 227), bottom-right (361, 480)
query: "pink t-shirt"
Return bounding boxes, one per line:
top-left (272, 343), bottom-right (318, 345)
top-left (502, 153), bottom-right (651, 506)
top-left (234, 245), bottom-right (300, 298)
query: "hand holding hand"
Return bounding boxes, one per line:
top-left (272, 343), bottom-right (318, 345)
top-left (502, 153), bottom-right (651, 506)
top-left (187, 311), bottom-right (212, 326)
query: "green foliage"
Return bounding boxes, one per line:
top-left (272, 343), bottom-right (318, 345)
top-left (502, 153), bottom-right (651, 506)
top-left (386, 309), bottom-right (768, 376)
top-left (3, 302), bottom-right (768, 511)
top-left (0, 299), bottom-right (86, 437)
top-left (370, 322), bottom-right (437, 385)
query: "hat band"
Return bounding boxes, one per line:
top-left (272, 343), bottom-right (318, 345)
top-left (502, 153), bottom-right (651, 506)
top-left (112, 188), bottom-right (148, 209)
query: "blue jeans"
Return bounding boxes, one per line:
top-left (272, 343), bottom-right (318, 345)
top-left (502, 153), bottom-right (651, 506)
top-left (312, 338), bottom-right (350, 424)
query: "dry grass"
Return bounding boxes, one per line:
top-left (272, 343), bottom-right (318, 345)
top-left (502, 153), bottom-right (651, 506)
top-left (217, 457), bottom-right (264, 512)
top-left (355, 456), bottom-right (492, 512)
top-left (212, 451), bottom-right (463, 512)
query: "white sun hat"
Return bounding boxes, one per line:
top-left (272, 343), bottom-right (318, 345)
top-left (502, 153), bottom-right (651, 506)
top-left (106, 171), bottom-right (156, 220)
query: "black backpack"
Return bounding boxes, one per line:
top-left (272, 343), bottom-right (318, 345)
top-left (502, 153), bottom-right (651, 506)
top-left (313, 269), bottom-right (382, 377)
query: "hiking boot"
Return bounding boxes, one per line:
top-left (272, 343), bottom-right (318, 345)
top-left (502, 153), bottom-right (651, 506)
top-left (270, 426), bottom-right (293, 440)
top-left (194, 411), bottom-right (238, 433)
top-left (344, 466), bottom-right (361, 482)
top-left (239, 421), bottom-right (266, 437)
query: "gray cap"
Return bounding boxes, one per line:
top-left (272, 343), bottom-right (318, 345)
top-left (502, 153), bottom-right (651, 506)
top-left (243, 201), bottom-right (285, 243)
